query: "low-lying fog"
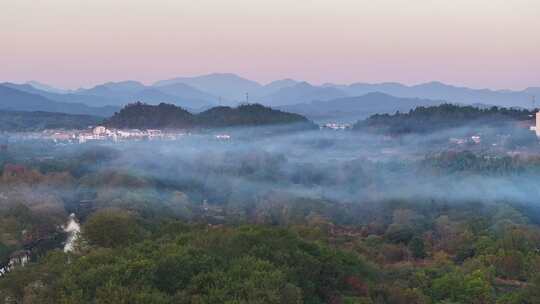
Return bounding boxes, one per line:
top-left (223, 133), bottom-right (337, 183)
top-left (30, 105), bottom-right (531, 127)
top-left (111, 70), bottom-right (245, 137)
top-left (5, 124), bottom-right (539, 221)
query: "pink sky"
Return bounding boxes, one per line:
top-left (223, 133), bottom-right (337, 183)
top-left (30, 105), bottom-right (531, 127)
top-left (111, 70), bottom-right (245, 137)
top-left (2, 0), bottom-right (539, 90)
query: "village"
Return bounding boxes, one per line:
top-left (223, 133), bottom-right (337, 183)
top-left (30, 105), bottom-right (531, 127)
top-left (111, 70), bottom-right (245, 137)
top-left (1, 126), bottom-right (235, 145)
top-left (0, 121), bottom-right (355, 146)
top-left (50, 126), bottom-right (188, 144)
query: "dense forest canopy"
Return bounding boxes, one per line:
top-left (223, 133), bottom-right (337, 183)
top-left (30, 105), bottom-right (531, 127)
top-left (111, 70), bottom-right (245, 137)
top-left (104, 102), bottom-right (316, 130)
top-left (0, 110), bottom-right (102, 131)
top-left (354, 104), bottom-right (535, 135)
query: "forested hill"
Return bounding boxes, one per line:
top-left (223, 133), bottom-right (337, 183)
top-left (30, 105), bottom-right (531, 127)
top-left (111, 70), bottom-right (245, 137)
top-left (353, 103), bottom-right (534, 134)
top-left (104, 102), bottom-right (194, 129)
top-left (0, 110), bottom-right (103, 131)
top-left (196, 103), bottom-right (313, 128)
top-left (104, 102), bottom-right (316, 129)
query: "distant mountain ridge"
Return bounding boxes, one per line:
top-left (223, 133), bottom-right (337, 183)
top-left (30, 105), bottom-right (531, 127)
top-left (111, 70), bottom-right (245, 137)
top-left (26, 81), bottom-right (68, 94)
top-left (0, 84), bottom-right (118, 117)
top-left (259, 82), bottom-right (347, 106)
top-left (323, 81), bottom-right (537, 108)
top-left (3, 82), bottom-right (117, 108)
top-left (4, 80), bottom-right (218, 110)
top-left (3, 73), bottom-right (539, 120)
top-left (74, 80), bottom-right (217, 109)
top-left (152, 74), bottom-right (539, 108)
top-left (279, 92), bottom-right (445, 122)
top-left (257, 79), bottom-right (300, 97)
top-left (153, 73), bottom-right (261, 103)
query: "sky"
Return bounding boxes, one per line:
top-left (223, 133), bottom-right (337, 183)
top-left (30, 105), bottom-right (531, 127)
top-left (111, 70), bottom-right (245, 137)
top-left (1, 0), bottom-right (539, 90)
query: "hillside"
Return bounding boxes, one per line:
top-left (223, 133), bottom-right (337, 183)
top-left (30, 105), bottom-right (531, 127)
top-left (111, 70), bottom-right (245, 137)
top-left (353, 103), bottom-right (534, 134)
top-left (10, 75), bottom-right (539, 110)
top-left (259, 82), bottom-right (347, 106)
top-left (326, 81), bottom-right (536, 108)
top-left (2, 82), bottom-right (117, 107)
top-left (255, 79), bottom-right (300, 97)
top-left (76, 81), bottom-right (217, 109)
top-left (0, 84), bottom-right (117, 117)
top-left (4, 81), bottom-right (215, 110)
top-left (26, 81), bottom-right (68, 94)
top-left (104, 102), bottom-right (315, 130)
top-left (0, 110), bottom-right (102, 131)
top-left (104, 102), bottom-right (194, 129)
top-left (280, 92), bottom-right (444, 122)
top-left (153, 73), bottom-right (262, 102)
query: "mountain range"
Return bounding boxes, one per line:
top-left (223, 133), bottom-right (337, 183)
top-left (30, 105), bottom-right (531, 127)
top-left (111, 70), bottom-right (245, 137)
top-left (322, 81), bottom-right (539, 108)
top-left (278, 93), bottom-right (445, 122)
top-left (0, 85), bottom-right (118, 117)
top-left (1, 73), bottom-right (538, 121)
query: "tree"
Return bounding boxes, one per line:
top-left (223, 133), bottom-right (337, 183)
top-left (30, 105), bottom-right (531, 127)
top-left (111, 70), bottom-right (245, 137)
top-left (385, 224), bottom-right (414, 244)
top-left (409, 237), bottom-right (427, 259)
top-left (431, 270), bottom-right (493, 304)
top-left (82, 209), bottom-right (144, 248)
top-left (189, 257), bottom-right (287, 304)
top-left (524, 275), bottom-right (540, 303)
top-left (0, 242), bottom-right (10, 262)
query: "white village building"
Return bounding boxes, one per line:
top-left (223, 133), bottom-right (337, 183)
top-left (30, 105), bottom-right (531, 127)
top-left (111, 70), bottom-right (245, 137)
top-left (530, 112), bottom-right (540, 138)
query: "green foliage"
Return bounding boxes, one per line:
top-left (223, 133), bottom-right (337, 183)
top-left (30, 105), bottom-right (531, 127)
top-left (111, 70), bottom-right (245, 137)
top-left (385, 224), bottom-right (414, 244)
top-left (196, 103), bottom-right (314, 128)
top-left (431, 270), bottom-right (493, 304)
top-left (187, 256), bottom-right (287, 303)
top-left (423, 151), bottom-right (540, 175)
top-left (105, 102), bottom-right (315, 130)
top-left (105, 102), bottom-right (194, 129)
top-left (0, 225), bottom-right (375, 303)
top-left (0, 242), bottom-right (10, 262)
top-left (354, 103), bottom-right (533, 135)
top-left (0, 110), bottom-right (102, 131)
top-left (409, 237), bottom-right (427, 259)
top-left (524, 275), bottom-right (540, 303)
top-left (82, 209), bottom-right (145, 248)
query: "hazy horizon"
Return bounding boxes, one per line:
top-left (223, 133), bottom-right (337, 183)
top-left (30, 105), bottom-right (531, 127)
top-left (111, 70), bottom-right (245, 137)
top-left (3, 73), bottom-right (540, 93)
top-left (2, 0), bottom-right (539, 90)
